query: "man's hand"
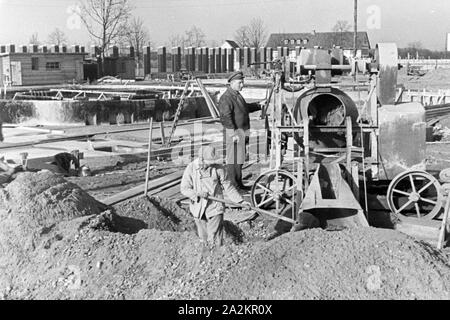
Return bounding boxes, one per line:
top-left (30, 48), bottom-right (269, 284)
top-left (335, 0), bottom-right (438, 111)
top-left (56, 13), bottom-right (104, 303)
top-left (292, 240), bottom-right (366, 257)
top-left (197, 191), bottom-right (209, 199)
top-left (240, 201), bottom-right (252, 209)
top-left (257, 99), bottom-right (267, 108)
top-left (232, 128), bottom-right (245, 143)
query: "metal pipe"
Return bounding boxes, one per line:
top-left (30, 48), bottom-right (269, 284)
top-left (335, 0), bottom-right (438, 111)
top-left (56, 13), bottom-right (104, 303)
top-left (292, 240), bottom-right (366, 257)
top-left (302, 65), bottom-right (352, 71)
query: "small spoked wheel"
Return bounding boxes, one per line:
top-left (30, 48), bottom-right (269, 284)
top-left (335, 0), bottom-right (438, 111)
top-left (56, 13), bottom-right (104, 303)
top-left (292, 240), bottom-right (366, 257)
top-left (387, 170), bottom-right (444, 220)
top-left (251, 170), bottom-right (298, 215)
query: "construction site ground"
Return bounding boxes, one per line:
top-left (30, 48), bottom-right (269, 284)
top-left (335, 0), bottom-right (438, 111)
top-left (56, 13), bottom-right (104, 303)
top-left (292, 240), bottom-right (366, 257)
top-left (1, 70), bottom-right (450, 300)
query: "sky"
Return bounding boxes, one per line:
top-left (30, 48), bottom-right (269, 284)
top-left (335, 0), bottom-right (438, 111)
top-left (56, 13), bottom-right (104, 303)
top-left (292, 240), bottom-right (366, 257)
top-left (0, 0), bottom-right (450, 50)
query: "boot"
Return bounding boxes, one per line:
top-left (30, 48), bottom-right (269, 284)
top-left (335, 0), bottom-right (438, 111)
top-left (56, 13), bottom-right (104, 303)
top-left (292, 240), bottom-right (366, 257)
top-left (226, 164), bottom-right (239, 188)
top-left (235, 164), bottom-right (251, 190)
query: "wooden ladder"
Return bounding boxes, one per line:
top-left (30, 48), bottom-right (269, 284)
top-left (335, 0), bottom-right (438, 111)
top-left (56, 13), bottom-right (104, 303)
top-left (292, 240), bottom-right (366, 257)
top-left (165, 81), bottom-right (191, 148)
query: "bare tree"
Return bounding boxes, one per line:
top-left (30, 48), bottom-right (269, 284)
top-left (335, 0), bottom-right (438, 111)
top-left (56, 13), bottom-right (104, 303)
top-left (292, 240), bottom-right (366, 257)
top-left (247, 18), bottom-right (268, 48)
top-left (407, 41), bottom-right (423, 49)
top-left (332, 20), bottom-right (351, 33)
top-left (48, 28), bottom-right (68, 46)
top-left (78, 0), bottom-right (133, 74)
top-left (29, 33), bottom-right (40, 45)
top-left (234, 18), bottom-right (267, 48)
top-left (407, 41), bottom-right (424, 58)
top-left (234, 25), bottom-right (250, 47)
top-left (208, 39), bottom-right (220, 48)
top-left (332, 20), bottom-right (352, 47)
top-left (120, 17), bottom-right (149, 60)
top-left (184, 25), bottom-right (206, 47)
top-left (168, 34), bottom-right (186, 48)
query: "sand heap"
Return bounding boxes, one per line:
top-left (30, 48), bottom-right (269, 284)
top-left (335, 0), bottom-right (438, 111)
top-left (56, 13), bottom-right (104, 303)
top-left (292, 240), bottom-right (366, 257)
top-left (404, 67), bottom-right (450, 90)
top-left (421, 68), bottom-right (450, 83)
top-left (0, 171), bottom-right (108, 260)
top-left (0, 172), bottom-right (449, 300)
top-left (113, 196), bottom-right (244, 243)
top-left (158, 228), bottom-right (450, 300)
top-left (113, 196), bottom-right (196, 233)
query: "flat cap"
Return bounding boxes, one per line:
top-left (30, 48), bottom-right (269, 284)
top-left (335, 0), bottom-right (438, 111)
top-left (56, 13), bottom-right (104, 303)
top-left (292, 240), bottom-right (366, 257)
top-left (199, 145), bottom-right (220, 162)
top-left (227, 71), bottom-right (244, 83)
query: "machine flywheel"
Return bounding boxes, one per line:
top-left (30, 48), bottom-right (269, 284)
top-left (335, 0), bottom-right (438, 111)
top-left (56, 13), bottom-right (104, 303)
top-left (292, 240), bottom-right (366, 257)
top-left (250, 169), bottom-right (299, 215)
top-left (387, 170), bottom-right (444, 220)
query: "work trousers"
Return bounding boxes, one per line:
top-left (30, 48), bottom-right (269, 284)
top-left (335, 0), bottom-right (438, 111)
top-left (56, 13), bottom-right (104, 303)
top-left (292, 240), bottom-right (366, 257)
top-left (194, 213), bottom-right (224, 247)
top-left (224, 128), bottom-right (249, 188)
top-left (226, 164), bottom-right (243, 188)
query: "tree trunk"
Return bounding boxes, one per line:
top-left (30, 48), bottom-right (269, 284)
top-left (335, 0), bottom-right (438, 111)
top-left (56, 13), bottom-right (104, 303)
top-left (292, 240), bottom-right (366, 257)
top-left (100, 50), bottom-right (105, 77)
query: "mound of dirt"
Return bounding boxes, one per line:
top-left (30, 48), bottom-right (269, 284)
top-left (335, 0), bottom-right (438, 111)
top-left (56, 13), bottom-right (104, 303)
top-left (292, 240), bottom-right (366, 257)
top-left (0, 171), bottom-right (108, 261)
top-left (1, 171), bottom-right (107, 226)
top-left (158, 227), bottom-right (450, 300)
top-left (2, 223), bottom-right (203, 300)
top-left (114, 197), bottom-right (187, 233)
top-left (113, 196), bottom-right (244, 243)
top-left (1, 172), bottom-right (448, 300)
top-left (421, 68), bottom-right (450, 83)
top-left (403, 68), bottom-right (450, 90)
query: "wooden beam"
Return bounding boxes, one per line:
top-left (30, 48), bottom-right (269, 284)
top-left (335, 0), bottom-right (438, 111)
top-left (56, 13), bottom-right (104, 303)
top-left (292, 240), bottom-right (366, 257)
top-left (102, 170), bottom-right (184, 206)
top-left (144, 118), bottom-right (154, 197)
top-left (438, 193), bottom-right (450, 249)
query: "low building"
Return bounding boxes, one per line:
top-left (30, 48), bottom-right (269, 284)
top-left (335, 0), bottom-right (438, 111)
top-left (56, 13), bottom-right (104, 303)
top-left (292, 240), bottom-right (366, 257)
top-left (0, 45), bottom-right (86, 86)
top-left (266, 31), bottom-right (371, 58)
top-left (221, 40), bottom-right (240, 50)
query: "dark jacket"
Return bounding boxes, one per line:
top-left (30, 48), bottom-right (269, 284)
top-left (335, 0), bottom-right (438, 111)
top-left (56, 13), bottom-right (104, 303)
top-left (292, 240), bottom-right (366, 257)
top-left (218, 87), bottom-right (261, 131)
top-left (52, 152), bottom-right (80, 174)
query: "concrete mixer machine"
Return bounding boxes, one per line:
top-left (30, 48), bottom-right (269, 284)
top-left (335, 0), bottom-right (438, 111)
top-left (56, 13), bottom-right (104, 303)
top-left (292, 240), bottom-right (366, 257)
top-left (251, 43), bottom-right (442, 230)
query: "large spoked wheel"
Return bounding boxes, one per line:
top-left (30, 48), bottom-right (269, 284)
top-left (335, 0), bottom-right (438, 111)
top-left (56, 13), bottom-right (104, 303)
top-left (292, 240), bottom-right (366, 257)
top-left (387, 170), bottom-right (444, 220)
top-left (251, 170), bottom-right (298, 215)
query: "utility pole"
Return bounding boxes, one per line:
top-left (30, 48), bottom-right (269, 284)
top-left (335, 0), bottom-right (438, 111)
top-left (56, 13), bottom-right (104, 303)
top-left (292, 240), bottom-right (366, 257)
top-left (353, 0), bottom-right (358, 82)
top-left (354, 0), bottom-right (358, 58)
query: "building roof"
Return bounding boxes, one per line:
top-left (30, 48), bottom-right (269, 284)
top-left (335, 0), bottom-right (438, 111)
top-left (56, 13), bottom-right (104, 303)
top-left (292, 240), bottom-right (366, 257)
top-left (222, 40), bottom-right (240, 49)
top-left (0, 52), bottom-right (87, 57)
top-left (266, 32), bottom-right (371, 50)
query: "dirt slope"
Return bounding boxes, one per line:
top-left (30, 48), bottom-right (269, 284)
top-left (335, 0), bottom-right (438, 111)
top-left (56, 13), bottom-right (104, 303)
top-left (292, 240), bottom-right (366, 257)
top-left (0, 172), bottom-right (449, 300)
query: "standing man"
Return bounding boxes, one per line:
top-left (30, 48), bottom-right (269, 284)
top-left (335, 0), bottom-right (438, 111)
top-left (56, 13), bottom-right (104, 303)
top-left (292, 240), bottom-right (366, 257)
top-left (180, 145), bottom-right (251, 247)
top-left (218, 71), bottom-right (262, 190)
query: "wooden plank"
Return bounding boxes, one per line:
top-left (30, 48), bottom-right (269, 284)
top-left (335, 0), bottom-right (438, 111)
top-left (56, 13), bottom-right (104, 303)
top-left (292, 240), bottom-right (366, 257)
top-left (102, 170), bottom-right (184, 205)
top-left (346, 116), bottom-right (352, 172)
top-left (437, 195), bottom-right (450, 249)
top-left (195, 78), bottom-right (219, 118)
top-left (0, 119), bottom-right (210, 151)
top-left (144, 118), bottom-right (154, 197)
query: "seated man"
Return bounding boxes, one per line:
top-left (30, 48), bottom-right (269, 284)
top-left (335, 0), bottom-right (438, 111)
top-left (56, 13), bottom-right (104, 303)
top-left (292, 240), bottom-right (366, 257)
top-left (22, 152), bottom-right (90, 177)
top-left (51, 152), bottom-right (80, 176)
